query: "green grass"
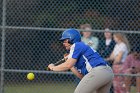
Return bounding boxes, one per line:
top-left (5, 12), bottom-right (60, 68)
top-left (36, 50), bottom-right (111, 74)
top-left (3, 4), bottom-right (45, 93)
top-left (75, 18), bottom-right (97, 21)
top-left (131, 86), bottom-right (136, 93)
top-left (4, 83), bottom-right (137, 93)
top-left (5, 83), bottom-right (76, 93)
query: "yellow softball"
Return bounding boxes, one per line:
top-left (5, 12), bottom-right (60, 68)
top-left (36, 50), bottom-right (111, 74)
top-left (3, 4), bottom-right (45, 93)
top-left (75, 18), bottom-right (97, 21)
top-left (27, 73), bottom-right (35, 80)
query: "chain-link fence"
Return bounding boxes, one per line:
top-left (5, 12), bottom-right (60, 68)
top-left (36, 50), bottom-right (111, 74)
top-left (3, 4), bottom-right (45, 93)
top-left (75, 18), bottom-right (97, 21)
top-left (0, 0), bottom-right (140, 93)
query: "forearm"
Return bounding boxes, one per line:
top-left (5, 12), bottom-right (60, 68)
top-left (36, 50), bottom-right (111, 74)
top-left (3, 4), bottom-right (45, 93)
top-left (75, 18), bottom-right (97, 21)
top-left (52, 58), bottom-right (77, 72)
top-left (113, 59), bottom-right (121, 64)
top-left (70, 67), bottom-right (83, 79)
top-left (48, 58), bottom-right (77, 72)
top-left (113, 56), bottom-right (123, 64)
top-left (106, 53), bottom-right (114, 61)
top-left (52, 62), bottom-right (71, 71)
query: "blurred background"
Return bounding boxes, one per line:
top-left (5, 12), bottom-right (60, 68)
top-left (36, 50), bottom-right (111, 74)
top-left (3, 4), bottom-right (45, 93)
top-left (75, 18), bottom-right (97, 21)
top-left (0, 0), bottom-right (139, 93)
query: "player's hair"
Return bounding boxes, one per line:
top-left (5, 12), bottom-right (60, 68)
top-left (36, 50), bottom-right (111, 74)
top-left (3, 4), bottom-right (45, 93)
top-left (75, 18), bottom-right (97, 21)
top-left (114, 33), bottom-right (130, 52)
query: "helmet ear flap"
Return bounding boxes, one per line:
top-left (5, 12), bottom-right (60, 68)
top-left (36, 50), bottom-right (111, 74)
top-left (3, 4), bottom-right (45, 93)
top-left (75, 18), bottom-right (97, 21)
top-left (68, 39), bottom-right (73, 44)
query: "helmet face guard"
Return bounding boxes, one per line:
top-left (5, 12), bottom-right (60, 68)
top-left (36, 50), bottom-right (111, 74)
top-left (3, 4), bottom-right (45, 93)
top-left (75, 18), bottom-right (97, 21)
top-left (60, 29), bottom-right (81, 44)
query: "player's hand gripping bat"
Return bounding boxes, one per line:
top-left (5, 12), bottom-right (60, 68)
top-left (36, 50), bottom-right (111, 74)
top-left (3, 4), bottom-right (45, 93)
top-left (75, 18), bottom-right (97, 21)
top-left (47, 53), bottom-right (69, 71)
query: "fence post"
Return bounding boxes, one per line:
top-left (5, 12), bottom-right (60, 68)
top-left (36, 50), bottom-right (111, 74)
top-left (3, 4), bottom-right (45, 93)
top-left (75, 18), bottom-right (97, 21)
top-left (1, 0), bottom-right (6, 93)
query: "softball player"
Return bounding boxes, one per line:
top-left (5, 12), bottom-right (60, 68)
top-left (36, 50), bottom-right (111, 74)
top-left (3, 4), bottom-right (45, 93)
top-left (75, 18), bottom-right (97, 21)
top-left (48, 29), bottom-right (114, 93)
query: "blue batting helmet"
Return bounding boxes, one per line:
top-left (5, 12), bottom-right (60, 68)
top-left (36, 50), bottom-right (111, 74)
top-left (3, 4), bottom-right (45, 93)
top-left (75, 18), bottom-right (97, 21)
top-left (60, 29), bottom-right (81, 44)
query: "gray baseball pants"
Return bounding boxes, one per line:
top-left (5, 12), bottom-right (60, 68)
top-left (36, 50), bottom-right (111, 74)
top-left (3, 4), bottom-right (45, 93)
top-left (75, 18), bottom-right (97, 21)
top-left (74, 65), bottom-right (114, 93)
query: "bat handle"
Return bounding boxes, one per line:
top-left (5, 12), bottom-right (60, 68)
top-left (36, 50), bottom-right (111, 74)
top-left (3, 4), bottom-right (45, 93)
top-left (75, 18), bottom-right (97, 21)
top-left (47, 57), bottom-right (67, 71)
top-left (54, 58), bottom-right (65, 65)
